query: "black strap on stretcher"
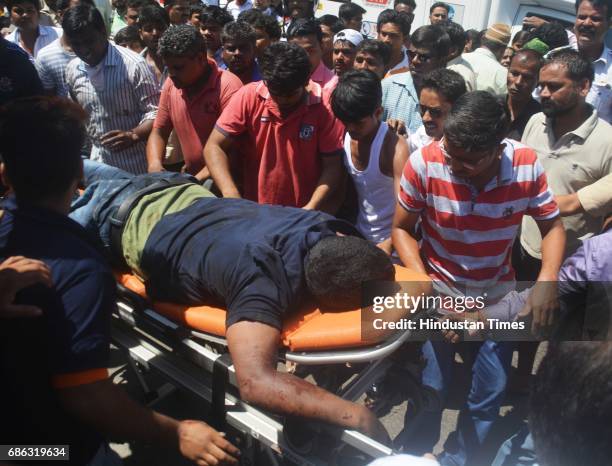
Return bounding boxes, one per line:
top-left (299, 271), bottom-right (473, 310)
top-left (211, 352), bottom-right (233, 431)
top-left (108, 177), bottom-right (195, 268)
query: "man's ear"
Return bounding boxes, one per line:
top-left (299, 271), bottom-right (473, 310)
top-left (375, 106), bottom-right (384, 120)
top-left (0, 163), bottom-right (12, 190)
top-left (579, 78), bottom-right (591, 97)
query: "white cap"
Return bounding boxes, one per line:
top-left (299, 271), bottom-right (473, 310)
top-left (333, 29), bottom-right (364, 47)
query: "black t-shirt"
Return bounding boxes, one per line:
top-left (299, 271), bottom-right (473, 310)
top-left (0, 197), bottom-right (115, 465)
top-left (0, 38), bottom-right (44, 106)
top-left (140, 197), bottom-right (359, 329)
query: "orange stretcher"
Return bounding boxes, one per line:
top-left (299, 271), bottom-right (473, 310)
top-left (115, 265), bottom-right (430, 352)
top-left (111, 265), bottom-right (431, 465)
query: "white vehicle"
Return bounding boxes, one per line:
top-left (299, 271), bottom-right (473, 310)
top-left (316, 0), bottom-right (577, 39)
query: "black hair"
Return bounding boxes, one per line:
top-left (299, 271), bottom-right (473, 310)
top-left (114, 24), bottom-right (142, 45)
top-left (126, 0), bottom-right (150, 10)
top-left (331, 69), bottom-right (382, 122)
top-left (575, 0), bottom-right (611, 19)
top-left (528, 21), bottom-right (570, 50)
top-left (511, 29), bottom-right (530, 46)
top-left (444, 91), bottom-right (509, 151)
top-left (0, 97), bottom-right (87, 203)
top-left (544, 48), bottom-right (594, 84)
top-left (260, 42), bottom-right (311, 94)
top-left (443, 21), bottom-right (466, 52)
top-left (376, 9), bottom-right (411, 37)
top-left (238, 9), bottom-right (281, 40)
top-left (200, 5), bottom-right (233, 26)
top-left (164, 0), bottom-right (185, 9)
top-left (287, 18), bottom-right (322, 42)
top-left (465, 28), bottom-right (481, 51)
top-left (221, 20), bottom-right (256, 45)
top-left (304, 236), bottom-right (395, 309)
top-left (318, 13), bottom-right (343, 33)
top-left (6, 0), bottom-right (39, 10)
top-left (338, 2), bottom-right (366, 23)
top-left (530, 342), bottom-right (612, 466)
top-left (356, 39), bottom-right (391, 66)
top-left (421, 68), bottom-right (467, 104)
top-left (237, 8), bottom-right (261, 22)
top-left (189, 3), bottom-right (203, 16)
top-left (61, 4), bottom-right (106, 36)
top-left (394, 0), bottom-right (416, 8)
top-left (137, 4), bottom-right (169, 29)
top-left (411, 25), bottom-right (450, 58)
top-left (158, 23), bottom-right (204, 57)
top-left (429, 1), bottom-right (450, 14)
top-left (56, 0), bottom-right (95, 12)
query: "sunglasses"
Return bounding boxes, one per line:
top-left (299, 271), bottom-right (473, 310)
top-left (439, 137), bottom-right (498, 171)
top-left (419, 105), bottom-right (443, 119)
top-left (407, 49), bottom-right (434, 63)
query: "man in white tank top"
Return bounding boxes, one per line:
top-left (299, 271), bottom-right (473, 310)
top-left (330, 69), bottom-right (409, 256)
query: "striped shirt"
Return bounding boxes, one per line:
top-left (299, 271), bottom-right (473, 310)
top-left (381, 70), bottom-right (422, 134)
top-left (35, 38), bottom-right (75, 97)
top-left (6, 25), bottom-right (62, 60)
top-left (66, 42), bottom-right (159, 173)
top-left (398, 139), bottom-right (558, 293)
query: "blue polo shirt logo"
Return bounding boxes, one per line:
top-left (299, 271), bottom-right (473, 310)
top-left (299, 124), bottom-right (314, 140)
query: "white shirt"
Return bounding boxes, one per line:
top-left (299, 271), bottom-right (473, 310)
top-left (6, 25), bottom-right (62, 60)
top-left (226, 0), bottom-right (253, 19)
top-left (462, 47), bottom-right (508, 96)
top-left (66, 42), bottom-right (159, 174)
top-left (368, 454), bottom-right (440, 466)
top-left (586, 44), bottom-right (612, 124)
top-left (35, 38), bottom-right (75, 97)
top-left (408, 125), bottom-right (433, 155)
top-left (446, 55), bottom-right (477, 92)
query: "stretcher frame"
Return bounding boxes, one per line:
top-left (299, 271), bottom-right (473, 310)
top-left (111, 283), bottom-right (413, 465)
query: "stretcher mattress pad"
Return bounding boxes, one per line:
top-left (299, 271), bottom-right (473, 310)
top-left (115, 266), bottom-right (430, 351)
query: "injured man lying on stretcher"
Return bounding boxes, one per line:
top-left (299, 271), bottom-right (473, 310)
top-left (71, 160), bottom-right (402, 442)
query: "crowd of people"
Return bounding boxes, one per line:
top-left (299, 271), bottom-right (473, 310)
top-left (1, 0), bottom-right (611, 465)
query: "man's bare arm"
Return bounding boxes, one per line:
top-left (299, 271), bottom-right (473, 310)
top-left (518, 217), bottom-right (566, 335)
top-left (226, 321), bottom-right (389, 443)
top-left (146, 126), bottom-right (172, 173)
top-left (303, 155), bottom-right (345, 213)
top-left (391, 207), bottom-right (427, 274)
top-left (203, 128), bottom-right (241, 198)
top-left (58, 379), bottom-right (240, 465)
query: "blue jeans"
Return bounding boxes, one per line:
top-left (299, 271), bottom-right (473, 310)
top-left (70, 160), bottom-right (191, 253)
top-left (395, 340), bottom-right (513, 466)
top-left (491, 425), bottom-right (538, 466)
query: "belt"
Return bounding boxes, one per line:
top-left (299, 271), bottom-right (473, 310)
top-left (109, 177), bottom-right (195, 268)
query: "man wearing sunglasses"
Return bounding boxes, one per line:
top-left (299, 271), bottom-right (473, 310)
top-left (407, 68), bottom-right (466, 153)
top-left (391, 91), bottom-right (565, 465)
top-left (382, 25), bottom-right (449, 137)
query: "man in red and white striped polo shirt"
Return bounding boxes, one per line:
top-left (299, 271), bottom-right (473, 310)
top-left (391, 91), bottom-right (566, 465)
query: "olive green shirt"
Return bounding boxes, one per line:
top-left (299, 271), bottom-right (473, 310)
top-left (520, 109), bottom-right (612, 259)
top-left (122, 183), bottom-right (214, 277)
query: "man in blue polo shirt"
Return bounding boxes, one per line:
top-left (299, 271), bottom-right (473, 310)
top-left (0, 36), bottom-right (43, 106)
top-left (0, 97), bottom-right (239, 466)
top-left (69, 158), bottom-right (396, 442)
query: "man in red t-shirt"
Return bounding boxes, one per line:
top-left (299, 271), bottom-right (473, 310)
top-left (204, 41), bottom-right (346, 212)
top-left (147, 24), bottom-right (242, 179)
